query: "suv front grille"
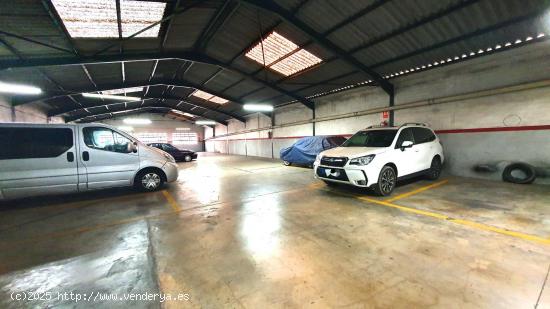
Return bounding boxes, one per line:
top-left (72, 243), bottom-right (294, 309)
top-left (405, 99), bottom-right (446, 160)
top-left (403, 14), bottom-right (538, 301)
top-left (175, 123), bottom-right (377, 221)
top-left (320, 156), bottom-right (348, 167)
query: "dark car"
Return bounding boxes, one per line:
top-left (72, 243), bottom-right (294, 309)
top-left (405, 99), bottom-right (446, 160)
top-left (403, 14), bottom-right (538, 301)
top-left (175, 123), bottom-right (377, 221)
top-left (280, 135), bottom-right (347, 167)
top-left (147, 143), bottom-right (197, 162)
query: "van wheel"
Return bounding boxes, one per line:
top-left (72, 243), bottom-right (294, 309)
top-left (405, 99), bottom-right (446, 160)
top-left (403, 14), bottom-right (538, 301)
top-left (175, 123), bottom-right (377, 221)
top-left (283, 161), bottom-right (291, 166)
top-left (374, 166), bottom-right (396, 196)
top-left (426, 157), bottom-right (442, 180)
top-left (136, 170), bottom-right (164, 191)
top-left (184, 155), bottom-right (192, 162)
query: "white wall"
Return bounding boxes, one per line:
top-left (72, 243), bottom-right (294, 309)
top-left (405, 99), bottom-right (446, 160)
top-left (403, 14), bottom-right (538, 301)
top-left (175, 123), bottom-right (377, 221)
top-left (0, 95), bottom-right (63, 123)
top-left (101, 114), bottom-right (205, 152)
top-left (206, 40), bottom-right (550, 184)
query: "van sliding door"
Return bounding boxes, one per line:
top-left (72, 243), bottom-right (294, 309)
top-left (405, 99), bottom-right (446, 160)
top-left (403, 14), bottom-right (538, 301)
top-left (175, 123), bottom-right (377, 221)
top-left (0, 126), bottom-right (79, 199)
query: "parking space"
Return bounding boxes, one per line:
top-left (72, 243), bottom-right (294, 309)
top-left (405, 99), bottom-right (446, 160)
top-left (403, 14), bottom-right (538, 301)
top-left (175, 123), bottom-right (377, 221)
top-left (1, 154), bottom-right (548, 308)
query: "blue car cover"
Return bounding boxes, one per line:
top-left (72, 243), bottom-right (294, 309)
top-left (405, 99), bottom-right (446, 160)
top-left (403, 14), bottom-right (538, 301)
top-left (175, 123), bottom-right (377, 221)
top-left (280, 136), bottom-right (347, 165)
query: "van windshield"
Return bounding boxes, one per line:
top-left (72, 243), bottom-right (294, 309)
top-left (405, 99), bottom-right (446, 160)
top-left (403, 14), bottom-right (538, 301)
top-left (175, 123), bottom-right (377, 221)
top-left (342, 130), bottom-right (397, 147)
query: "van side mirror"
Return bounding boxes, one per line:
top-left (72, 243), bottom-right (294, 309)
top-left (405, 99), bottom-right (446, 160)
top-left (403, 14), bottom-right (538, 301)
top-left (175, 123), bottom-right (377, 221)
top-left (400, 140), bottom-right (413, 151)
top-left (128, 142), bottom-right (138, 153)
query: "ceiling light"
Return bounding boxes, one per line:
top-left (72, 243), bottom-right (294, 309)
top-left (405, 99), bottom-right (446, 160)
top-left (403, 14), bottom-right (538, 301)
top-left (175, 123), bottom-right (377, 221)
top-left (118, 126), bottom-right (134, 132)
top-left (191, 90), bottom-right (228, 104)
top-left (123, 118), bottom-right (151, 125)
top-left (83, 93), bottom-right (141, 101)
top-left (514, 39), bottom-right (522, 44)
top-left (525, 36), bottom-right (533, 41)
top-left (243, 104), bottom-right (274, 112)
top-left (195, 120), bottom-right (216, 125)
top-left (176, 127), bottom-right (191, 131)
top-left (0, 81), bottom-right (42, 95)
top-left (495, 44), bottom-right (502, 49)
top-left (51, 0), bottom-right (166, 38)
top-left (245, 31), bottom-right (322, 76)
top-left (102, 87), bottom-right (144, 95)
top-left (537, 33), bottom-right (545, 38)
top-left (505, 42), bottom-right (512, 46)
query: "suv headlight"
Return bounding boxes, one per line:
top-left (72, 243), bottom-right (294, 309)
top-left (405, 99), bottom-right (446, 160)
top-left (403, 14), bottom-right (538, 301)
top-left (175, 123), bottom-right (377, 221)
top-left (349, 154), bottom-right (375, 166)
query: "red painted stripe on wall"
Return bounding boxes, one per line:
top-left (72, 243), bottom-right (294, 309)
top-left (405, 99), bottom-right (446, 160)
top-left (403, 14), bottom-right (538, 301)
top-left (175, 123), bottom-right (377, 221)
top-left (206, 125), bottom-right (550, 142)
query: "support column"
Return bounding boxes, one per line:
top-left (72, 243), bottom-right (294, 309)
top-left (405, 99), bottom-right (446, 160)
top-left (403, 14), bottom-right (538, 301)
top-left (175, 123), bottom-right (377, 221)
top-left (388, 90), bottom-right (395, 126)
top-left (312, 107), bottom-right (316, 136)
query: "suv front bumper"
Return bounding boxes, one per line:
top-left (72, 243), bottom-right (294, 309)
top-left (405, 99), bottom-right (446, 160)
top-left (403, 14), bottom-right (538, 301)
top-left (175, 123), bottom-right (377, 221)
top-left (314, 164), bottom-right (379, 187)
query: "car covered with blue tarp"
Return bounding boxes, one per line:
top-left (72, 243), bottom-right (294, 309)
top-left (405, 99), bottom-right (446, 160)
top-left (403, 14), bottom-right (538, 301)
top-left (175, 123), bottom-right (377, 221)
top-left (280, 136), bottom-right (347, 166)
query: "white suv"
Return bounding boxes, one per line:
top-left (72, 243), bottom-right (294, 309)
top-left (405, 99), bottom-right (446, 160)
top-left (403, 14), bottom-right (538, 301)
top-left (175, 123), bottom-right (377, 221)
top-left (314, 123), bottom-right (444, 196)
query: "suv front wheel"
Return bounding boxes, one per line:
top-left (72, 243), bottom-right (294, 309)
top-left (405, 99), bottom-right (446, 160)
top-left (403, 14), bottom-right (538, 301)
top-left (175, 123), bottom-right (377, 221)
top-left (373, 166), bottom-right (396, 196)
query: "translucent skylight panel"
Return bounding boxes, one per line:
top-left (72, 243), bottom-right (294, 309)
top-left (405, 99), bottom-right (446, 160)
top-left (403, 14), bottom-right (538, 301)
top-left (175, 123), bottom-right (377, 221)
top-left (209, 96), bottom-right (229, 104)
top-left (51, 0), bottom-right (166, 38)
top-left (191, 90), bottom-right (228, 104)
top-left (120, 1), bottom-right (166, 37)
top-left (270, 49), bottom-right (322, 76)
top-left (245, 32), bottom-right (299, 66)
top-left (102, 87), bottom-right (144, 95)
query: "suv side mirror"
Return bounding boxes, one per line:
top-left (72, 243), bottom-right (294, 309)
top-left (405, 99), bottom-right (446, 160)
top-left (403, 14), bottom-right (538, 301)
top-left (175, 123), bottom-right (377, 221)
top-left (400, 140), bottom-right (413, 151)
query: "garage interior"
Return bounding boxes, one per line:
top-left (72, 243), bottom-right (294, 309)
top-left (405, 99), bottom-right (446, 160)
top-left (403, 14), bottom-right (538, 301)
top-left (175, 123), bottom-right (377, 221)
top-left (1, 0), bottom-right (550, 308)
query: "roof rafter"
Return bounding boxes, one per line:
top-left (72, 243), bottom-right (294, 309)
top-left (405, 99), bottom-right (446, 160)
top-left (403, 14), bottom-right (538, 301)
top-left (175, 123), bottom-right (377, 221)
top-left (2, 52), bottom-right (315, 109)
top-left (194, 0), bottom-right (240, 52)
top-left (240, 0), bottom-right (393, 95)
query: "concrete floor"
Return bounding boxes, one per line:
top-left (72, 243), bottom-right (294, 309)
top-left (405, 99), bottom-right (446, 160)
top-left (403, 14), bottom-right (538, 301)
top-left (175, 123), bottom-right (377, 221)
top-left (0, 153), bottom-right (549, 308)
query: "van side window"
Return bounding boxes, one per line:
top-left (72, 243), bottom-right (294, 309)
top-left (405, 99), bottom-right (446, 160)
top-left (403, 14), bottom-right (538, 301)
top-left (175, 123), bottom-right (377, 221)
top-left (412, 128), bottom-right (436, 144)
top-left (0, 127), bottom-right (73, 160)
top-left (83, 127), bottom-right (132, 153)
top-left (395, 128), bottom-right (414, 148)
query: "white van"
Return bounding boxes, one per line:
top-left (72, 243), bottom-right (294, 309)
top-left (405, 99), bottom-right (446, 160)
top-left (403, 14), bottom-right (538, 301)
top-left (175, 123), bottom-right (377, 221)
top-left (0, 123), bottom-right (179, 200)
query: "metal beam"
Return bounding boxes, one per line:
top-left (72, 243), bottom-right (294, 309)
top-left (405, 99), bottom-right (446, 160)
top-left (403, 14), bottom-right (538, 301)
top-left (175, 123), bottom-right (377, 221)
top-left (241, 0), bottom-right (393, 96)
top-left (48, 95), bottom-right (246, 122)
top-left (0, 30), bottom-right (75, 55)
top-left (41, 0), bottom-right (80, 56)
top-left (93, 0), bottom-right (206, 56)
top-left (194, 0), bottom-right (240, 52)
top-left (161, 0), bottom-right (181, 51)
top-left (2, 52), bottom-right (315, 109)
top-left (68, 105), bottom-right (229, 125)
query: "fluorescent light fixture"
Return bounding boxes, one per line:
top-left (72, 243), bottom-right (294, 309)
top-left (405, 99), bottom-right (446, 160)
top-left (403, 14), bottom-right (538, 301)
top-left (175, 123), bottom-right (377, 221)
top-left (118, 126), bottom-right (134, 132)
top-left (51, 0), bottom-right (166, 38)
top-left (0, 81), bottom-right (42, 95)
top-left (176, 127), bottom-right (191, 131)
top-left (123, 118), bottom-right (152, 125)
top-left (191, 90), bottom-right (228, 104)
top-left (102, 87), bottom-right (144, 95)
top-left (245, 31), bottom-right (322, 76)
top-left (195, 120), bottom-right (216, 125)
top-left (82, 93), bottom-right (141, 101)
top-left (244, 104), bottom-right (274, 112)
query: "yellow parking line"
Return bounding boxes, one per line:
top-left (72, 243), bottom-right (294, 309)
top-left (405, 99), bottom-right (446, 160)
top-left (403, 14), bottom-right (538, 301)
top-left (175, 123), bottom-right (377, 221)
top-left (162, 190), bottom-right (181, 212)
top-left (386, 179), bottom-right (448, 202)
top-left (322, 187), bottom-right (550, 246)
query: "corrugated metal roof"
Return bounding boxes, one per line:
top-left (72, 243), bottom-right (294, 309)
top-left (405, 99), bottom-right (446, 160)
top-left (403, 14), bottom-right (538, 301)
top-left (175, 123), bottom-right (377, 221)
top-left (0, 0), bottom-right (548, 121)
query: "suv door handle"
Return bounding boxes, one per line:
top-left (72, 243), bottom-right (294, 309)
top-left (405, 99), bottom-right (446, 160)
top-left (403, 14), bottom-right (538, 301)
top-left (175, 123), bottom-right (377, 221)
top-left (82, 151), bottom-right (89, 161)
top-left (67, 152), bottom-right (74, 162)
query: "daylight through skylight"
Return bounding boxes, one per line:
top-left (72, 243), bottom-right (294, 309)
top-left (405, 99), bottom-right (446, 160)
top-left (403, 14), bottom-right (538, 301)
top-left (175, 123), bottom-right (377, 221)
top-left (51, 0), bottom-right (167, 38)
top-left (191, 90), bottom-right (228, 104)
top-left (245, 31), bottom-right (322, 76)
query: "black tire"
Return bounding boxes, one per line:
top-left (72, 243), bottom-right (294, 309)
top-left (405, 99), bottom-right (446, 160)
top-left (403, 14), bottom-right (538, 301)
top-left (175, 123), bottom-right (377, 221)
top-left (184, 155), bottom-right (192, 162)
top-left (502, 163), bottom-right (536, 184)
top-left (426, 156), bottom-right (442, 180)
top-left (283, 161), bottom-right (291, 166)
top-left (323, 180), bottom-right (337, 187)
top-left (135, 169), bottom-right (165, 191)
top-left (373, 166), bottom-right (397, 196)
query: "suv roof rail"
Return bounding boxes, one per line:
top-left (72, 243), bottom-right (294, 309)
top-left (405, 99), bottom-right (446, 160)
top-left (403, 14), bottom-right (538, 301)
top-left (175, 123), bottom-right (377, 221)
top-left (366, 124), bottom-right (389, 129)
top-left (399, 122), bottom-right (428, 128)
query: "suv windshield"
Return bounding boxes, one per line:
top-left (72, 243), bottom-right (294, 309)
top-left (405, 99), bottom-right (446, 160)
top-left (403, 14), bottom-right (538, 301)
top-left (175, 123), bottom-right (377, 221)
top-left (342, 129), bottom-right (398, 147)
